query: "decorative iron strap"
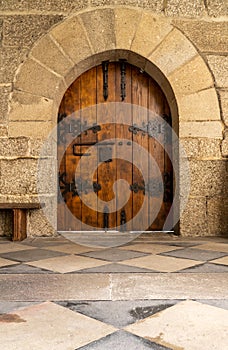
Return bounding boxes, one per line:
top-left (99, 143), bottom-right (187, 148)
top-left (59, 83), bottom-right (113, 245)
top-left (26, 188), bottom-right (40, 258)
top-left (130, 174), bottom-right (172, 202)
top-left (119, 59), bottom-right (127, 101)
top-left (102, 60), bottom-right (109, 101)
top-left (58, 172), bottom-right (101, 201)
top-left (58, 115), bottom-right (101, 144)
top-left (128, 115), bottom-right (172, 143)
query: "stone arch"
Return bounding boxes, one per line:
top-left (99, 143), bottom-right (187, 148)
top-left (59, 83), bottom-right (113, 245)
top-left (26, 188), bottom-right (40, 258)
top-left (6, 7), bottom-right (226, 237)
top-left (8, 7), bottom-right (222, 140)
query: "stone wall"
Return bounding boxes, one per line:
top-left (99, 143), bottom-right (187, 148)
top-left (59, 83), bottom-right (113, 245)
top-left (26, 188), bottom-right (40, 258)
top-left (0, 0), bottom-right (227, 237)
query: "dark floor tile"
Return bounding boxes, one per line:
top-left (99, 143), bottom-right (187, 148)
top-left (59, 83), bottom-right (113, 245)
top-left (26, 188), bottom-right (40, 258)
top-left (0, 263), bottom-right (55, 274)
top-left (195, 299), bottom-right (228, 310)
top-left (81, 248), bottom-right (148, 262)
top-left (57, 300), bottom-right (179, 328)
top-left (161, 248), bottom-right (227, 261)
top-left (77, 330), bottom-right (171, 350)
top-left (76, 263), bottom-right (155, 274)
top-left (21, 238), bottom-right (69, 248)
top-left (179, 262), bottom-right (228, 273)
top-left (0, 249), bottom-right (67, 262)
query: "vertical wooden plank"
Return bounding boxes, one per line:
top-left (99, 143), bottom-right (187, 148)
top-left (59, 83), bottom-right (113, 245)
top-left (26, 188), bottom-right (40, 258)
top-left (97, 63), bottom-right (117, 229)
top-left (80, 67), bottom-right (98, 229)
top-left (132, 66), bottom-right (149, 231)
top-left (115, 62), bottom-right (133, 231)
top-left (148, 80), bottom-right (166, 230)
top-left (58, 78), bottom-right (82, 231)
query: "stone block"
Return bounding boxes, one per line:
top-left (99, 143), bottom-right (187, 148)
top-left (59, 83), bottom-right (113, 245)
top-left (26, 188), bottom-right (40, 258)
top-left (178, 88), bottom-right (220, 121)
top-left (0, 211), bottom-right (12, 237)
top-left (207, 197), bottom-right (228, 236)
top-left (168, 56), bottom-right (213, 96)
top-left (9, 91), bottom-right (54, 122)
top-left (114, 8), bottom-right (141, 50)
top-left (219, 90), bottom-right (228, 126)
top-left (0, 85), bottom-right (11, 123)
top-left (0, 159), bottom-right (38, 195)
top-left (198, 139), bottom-right (222, 159)
top-left (180, 197), bottom-right (208, 236)
top-left (0, 137), bottom-right (29, 158)
top-left (9, 121), bottom-right (53, 139)
top-left (80, 9), bottom-right (116, 53)
top-left (27, 209), bottom-right (56, 237)
top-left (207, 56), bottom-right (228, 88)
top-left (51, 17), bottom-right (92, 64)
top-left (0, 125), bottom-right (8, 137)
top-left (188, 160), bottom-right (227, 196)
top-left (14, 59), bottom-right (62, 100)
top-left (173, 20), bottom-right (228, 53)
top-left (131, 13), bottom-right (172, 58)
top-left (28, 138), bottom-right (56, 158)
top-left (31, 35), bottom-right (74, 77)
top-left (179, 121), bottom-right (223, 139)
top-left (3, 15), bottom-right (63, 47)
top-left (206, 0), bottom-right (228, 17)
top-left (221, 129), bottom-right (228, 157)
top-left (37, 158), bottom-right (57, 194)
top-left (149, 29), bottom-right (197, 76)
top-left (166, 0), bottom-right (205, 17)
top-left (0, 47), bottom-right (28, 84)
top-left (180, 138), bottom-right (199, 158)
top-left (0, 0), bottom-right (88, 12)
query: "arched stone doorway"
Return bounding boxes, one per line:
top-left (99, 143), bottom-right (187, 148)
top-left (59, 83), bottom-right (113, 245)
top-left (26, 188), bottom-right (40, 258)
top-left (57, 61), bottom-right (173, 232)
top-left (7, 8), bottom-right (222, 237)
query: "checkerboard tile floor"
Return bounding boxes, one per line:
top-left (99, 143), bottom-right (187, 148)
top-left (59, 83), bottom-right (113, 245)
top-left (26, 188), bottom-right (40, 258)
top-left (0, 235), bottom-right (227, 349)
top-left (0, 236), bottom-right (227, 274)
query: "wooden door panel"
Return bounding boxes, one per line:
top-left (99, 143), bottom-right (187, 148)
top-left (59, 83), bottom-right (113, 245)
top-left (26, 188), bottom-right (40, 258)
top-left (115, 63), bottom-right (133, 230)
top-left (58, 62), bottom-right (173, 232)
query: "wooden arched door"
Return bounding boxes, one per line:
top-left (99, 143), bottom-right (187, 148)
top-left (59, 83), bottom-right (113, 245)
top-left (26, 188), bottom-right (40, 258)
top-left (58, 61), bottom-right (173, 231)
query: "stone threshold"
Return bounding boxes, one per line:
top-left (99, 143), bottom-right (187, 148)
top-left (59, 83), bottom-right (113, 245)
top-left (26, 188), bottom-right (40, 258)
top-left (0, 273), bottom-right (227, 301)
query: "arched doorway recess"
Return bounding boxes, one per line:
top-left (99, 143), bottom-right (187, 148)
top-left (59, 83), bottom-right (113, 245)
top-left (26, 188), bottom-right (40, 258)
top-left (57, 61), bottom-right (173, 232)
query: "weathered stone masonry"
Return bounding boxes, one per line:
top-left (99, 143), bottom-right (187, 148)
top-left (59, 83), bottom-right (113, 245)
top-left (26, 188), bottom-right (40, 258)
top-left (0, 0), bottom-right (227, 237)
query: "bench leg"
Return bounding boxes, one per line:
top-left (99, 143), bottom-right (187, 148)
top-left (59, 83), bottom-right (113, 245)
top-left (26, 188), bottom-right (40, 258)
top-left (12, 209), bottom-right (27, 241)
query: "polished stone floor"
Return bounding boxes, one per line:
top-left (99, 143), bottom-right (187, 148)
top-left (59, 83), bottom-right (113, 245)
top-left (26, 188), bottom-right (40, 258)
top-left (0, 234), bottom-right (227, 349)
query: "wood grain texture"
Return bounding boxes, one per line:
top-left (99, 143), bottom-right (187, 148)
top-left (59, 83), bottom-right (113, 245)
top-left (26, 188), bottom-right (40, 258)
top-left (58, 62), bottom-right (173, 231)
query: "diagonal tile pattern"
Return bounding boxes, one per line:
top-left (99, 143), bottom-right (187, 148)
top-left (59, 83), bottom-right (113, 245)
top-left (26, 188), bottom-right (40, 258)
top-left (125, 300), bottom-right (228, 350)
top-left (0, 248), bottom-right (67, 262)
top-left (0, 257), bottom-right (19, 268)
top-left (119, 243), bottom-right (183, 254)
top-left (210, 256), bottom-right (228, 266)
top-left (0, 235), bottom-right (227, 349)
top-left (161, 247), bottom-right (227, 261)
top-left (119, 254), bottom-right (204, 272)
top-left (26, 255), bottom-right (111, 273)
top-left (81, 248), bottom-right (148, 262)
top-left (77, 330), bottom-right (171, 350)
top-left (0, 302), bottom-right (117, 350)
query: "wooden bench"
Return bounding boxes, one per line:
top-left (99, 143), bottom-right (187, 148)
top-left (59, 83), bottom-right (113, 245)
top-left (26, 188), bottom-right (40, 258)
top-left (0, 203), bottom-right (43, 241)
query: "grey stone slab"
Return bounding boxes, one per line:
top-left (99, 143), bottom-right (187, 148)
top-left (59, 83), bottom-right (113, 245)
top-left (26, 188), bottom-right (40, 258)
top-left (161, 248), bottom-right (227, 261)
top-left (0, 263), bottom-right (55, 274)
top-left (0, 249), bottom-right (67, 262)
top-left (0, 301), bottom-right (39, 314)
top-left (195, 299), bottom-right (228, 310)
top-left (77, 263), bottom-right (155, 274)
top-left (57, 300), bottom-right (179, 328)
top-left (111, 273), bottom-right (228, 300)
top-left (0, 274), bottom-right (111, 301)
top-left (179, 263), bottom-right (228, 273)
top-left (77, 330), bottom-right (171, 350)
top-left (21, 237), bottom-right (69, 247)
top-left (81, 248), bottom-right (148, 262)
